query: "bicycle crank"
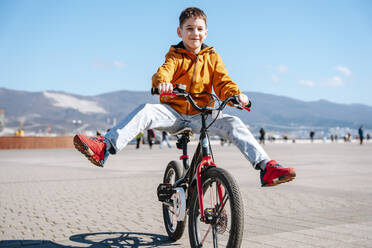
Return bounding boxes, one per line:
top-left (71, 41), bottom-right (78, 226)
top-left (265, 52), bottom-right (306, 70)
top-left (157, 184), bottom-right (186, 221)
top-left (171, 187), bottom-right (186, 221)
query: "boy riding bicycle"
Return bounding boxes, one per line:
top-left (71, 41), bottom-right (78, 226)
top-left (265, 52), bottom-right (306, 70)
top-left (74, 7), bottom-right (296, 187)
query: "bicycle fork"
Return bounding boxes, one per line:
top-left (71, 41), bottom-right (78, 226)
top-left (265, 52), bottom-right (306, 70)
top-left (196, 127), bottom-right (224, 223)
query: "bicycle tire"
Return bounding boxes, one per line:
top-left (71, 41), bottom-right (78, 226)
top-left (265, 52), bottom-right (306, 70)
top-left (162, 161), bottom-right (186, 240)
top-left (188, 167), bottom-right (244, 248)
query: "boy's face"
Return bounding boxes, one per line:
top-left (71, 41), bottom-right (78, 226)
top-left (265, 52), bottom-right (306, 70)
top-left (177, 17), bottom-right (208, 54)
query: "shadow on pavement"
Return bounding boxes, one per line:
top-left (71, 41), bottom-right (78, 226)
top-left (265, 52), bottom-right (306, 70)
top-left (0, 231), bottom-right (182, 247)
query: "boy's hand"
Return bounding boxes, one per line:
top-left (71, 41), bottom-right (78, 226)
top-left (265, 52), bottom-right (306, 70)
top-left (238, 94), bottom-right (249, 106)
top-left (158, 83), bottom-right (173, 94)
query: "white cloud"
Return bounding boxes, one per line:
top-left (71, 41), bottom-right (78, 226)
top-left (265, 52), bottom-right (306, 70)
top-left (113, 61), bottom-right (125, 69)
top-left (296, 66), bottom-right (349, 88)
top-left (326, 76), bottom-right (344, 86)
top-left (335, 66), bottom-right (351, 76)
top-left (267, 64), bottom-right (288, 83)
top-left (270, 65), bottom-right (288, 83)
top-left (278, 64), bottom-right (288, 73)
top-left (299, 80), bottom-right (315, 87)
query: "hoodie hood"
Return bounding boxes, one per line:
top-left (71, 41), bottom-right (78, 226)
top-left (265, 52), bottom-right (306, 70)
top-left (171, 41), bottom-right (214, 56)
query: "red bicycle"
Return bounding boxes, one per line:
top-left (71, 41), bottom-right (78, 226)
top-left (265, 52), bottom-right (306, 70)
top-left (153, 85), bottom-right (250, 247)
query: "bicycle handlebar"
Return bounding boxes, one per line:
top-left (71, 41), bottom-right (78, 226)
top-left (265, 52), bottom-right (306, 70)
top-left (151, 85), bottom-right (251, 112)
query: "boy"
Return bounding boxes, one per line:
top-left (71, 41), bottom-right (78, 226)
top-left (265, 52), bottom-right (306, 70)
top-left (74, 7), bottom-right (296, 187)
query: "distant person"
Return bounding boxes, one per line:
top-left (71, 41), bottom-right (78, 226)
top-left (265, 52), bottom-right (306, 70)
top-left (15, 128), bottom-right (24, 136)
top-left (367, 133), bottom-right (370, 141)
top-left (73, 7), bottom-right (295, 187)
top-left (135, 131), bottom-right (144, 149)
top-left (147, 129), bottom-right (156, 149)
top-left (310, 131), bottom-right (315, 142)
top-left (344, 133), bottom-right (352, 142)
top-left (160, 131), bottom-right (172, 148)
top-left (330, 134), bottom-right (334, 142)
top-left (259, 127), bottom-right (266, 144)
top-left (358, 126), bottom-right (364, 145)
top-left (220, 137), bottom-right (226, 146)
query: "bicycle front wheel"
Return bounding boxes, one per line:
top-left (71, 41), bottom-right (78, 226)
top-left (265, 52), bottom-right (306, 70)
top-left (188, 167), bottom-right (244, 248)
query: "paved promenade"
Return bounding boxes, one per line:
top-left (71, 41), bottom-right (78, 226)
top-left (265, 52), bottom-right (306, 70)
top-left (1, 141), bottom-right (371, 247)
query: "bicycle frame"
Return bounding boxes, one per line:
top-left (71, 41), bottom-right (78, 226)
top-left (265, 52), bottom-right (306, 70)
top-left (175, 109), bottom-right (223, 222)
top-left (154, 85), bottom-right (250, 223)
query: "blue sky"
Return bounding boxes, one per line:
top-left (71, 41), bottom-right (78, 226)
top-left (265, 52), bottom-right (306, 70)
top-left (1, 0), bottom-right (372, 106)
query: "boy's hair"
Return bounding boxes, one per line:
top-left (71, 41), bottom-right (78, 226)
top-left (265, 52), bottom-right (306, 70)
top-left (179, 7), bottom-right (207, 27)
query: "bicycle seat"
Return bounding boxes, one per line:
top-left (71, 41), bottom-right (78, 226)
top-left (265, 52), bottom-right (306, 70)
top-left (171, 127), bottom-right (193, 136)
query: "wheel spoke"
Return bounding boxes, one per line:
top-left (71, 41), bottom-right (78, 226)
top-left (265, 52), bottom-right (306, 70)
top-left (201, 224), bottom-right (212, 245)
top-left (216, 193), bottom-right (229, 218)
top-left (209, 184), bottom-right (215, 208)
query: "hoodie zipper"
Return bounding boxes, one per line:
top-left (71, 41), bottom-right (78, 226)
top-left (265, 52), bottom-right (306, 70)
top-left (187, 54), bottom-right (199, 115)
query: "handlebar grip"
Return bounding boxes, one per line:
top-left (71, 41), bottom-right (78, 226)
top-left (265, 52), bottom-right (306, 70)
top-left (230, 96), bottom-right (252, 108)
top-left (229, 96), bottom-right (252, 111)
top-left (151, 88), bottom-right (159, 95)
top-left (151, 88), bottom-right (178, 97)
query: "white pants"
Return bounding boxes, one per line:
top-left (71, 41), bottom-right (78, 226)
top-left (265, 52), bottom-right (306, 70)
top-left (104, 103), bottom-right (270, 168)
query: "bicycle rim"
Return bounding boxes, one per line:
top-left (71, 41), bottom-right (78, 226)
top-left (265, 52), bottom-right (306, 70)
top-left (189, 167), bottom-right (244, 248)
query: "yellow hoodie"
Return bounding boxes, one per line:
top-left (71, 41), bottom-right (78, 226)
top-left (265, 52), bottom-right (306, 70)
top-left (152, 42), bottom-right (242, 115)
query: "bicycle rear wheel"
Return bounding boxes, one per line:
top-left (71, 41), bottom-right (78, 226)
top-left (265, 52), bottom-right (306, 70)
top-left (188, 167), bottom-right (244, 248)
top-left (162, 161), bottom-right (186, 240)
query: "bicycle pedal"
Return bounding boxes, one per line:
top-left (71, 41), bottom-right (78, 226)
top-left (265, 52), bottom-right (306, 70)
top-left (157, 183), bottom-right (175, 202)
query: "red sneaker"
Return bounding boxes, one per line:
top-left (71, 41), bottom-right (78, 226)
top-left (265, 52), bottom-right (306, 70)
top-left (73, 134), bottom-right (107, 167)
top-left (260, 160), bottom-right (296, 187)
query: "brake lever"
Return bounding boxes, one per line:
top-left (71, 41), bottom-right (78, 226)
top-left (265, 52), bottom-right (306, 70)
top-left (230, 96), bottom-right (251, 111)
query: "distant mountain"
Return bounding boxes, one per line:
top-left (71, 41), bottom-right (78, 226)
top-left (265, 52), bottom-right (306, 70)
top-left (0, 87), bottom-right (371, 137)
